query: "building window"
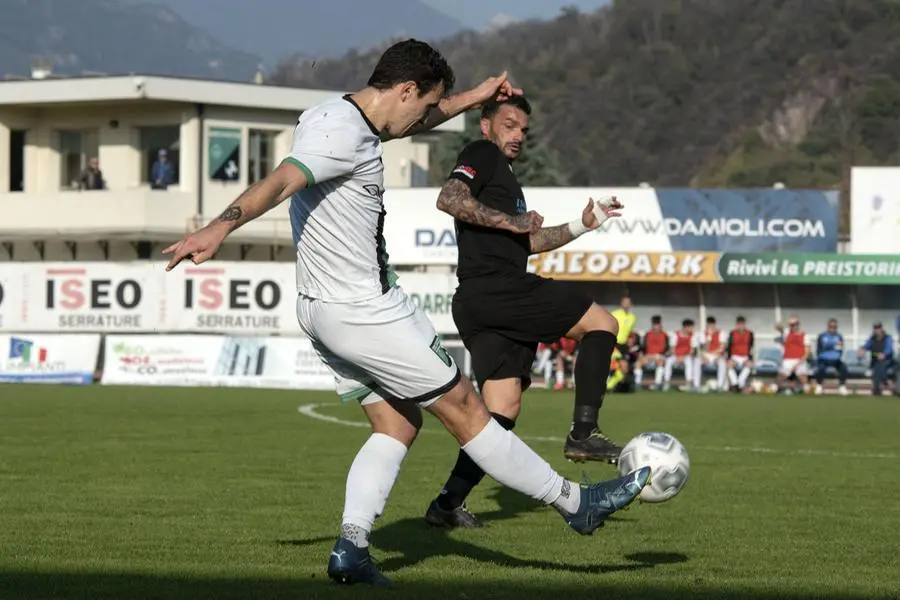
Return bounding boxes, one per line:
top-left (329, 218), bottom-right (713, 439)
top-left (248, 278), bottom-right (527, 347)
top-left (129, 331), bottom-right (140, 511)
top-left (248, 129), bottom-right (277, 184)
top-left (58, 129), bottom-right (98, 189)
top-left (139, 126), bottom-right (180, 188)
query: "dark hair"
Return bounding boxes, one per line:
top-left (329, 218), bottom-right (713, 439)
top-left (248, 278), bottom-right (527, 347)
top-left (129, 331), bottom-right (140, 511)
top-left (367, 39), bottom-right (455, 96)
top-left (706, 316), bottom-right (716, 324)
top-left (651, 315), bottom-right (662, 324)
top-left (736, 316), bottom-right (746, 323)
top-left (682, 319), bottom-right (694, 327)
top-left (481, 95), bottom-right (532, 120)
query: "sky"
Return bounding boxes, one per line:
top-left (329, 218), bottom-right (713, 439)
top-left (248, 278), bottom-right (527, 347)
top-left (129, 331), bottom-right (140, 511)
top-left (423, 0), bottom-right (612, 28)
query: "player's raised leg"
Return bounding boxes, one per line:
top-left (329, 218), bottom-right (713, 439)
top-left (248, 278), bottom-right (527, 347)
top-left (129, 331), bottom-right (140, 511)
top-left (561, 303), bottom-right (624, 463)
top-left (427, 376), bottom-right (650, 535)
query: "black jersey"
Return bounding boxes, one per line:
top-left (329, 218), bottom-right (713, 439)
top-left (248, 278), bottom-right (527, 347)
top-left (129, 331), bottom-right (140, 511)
top-left (447, 140), bottom-right (529, 280)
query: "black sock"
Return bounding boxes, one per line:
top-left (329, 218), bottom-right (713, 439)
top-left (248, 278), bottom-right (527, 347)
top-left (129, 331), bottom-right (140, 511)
top-left (570, 330), bottom-right (616, 440)
top-left (436, 412), bottom-right (516, 510)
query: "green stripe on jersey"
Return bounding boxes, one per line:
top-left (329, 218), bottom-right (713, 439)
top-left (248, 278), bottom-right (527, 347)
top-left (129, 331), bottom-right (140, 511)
top-left (282, 157), bottom-right (315, 185)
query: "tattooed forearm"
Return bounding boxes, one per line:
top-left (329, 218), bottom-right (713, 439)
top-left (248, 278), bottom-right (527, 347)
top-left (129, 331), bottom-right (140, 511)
top-left (210, 180), bottom-right (282, 232)
top-left (529, 224), bottom-right (574, 254)
top-left (217, 205), bottom-right (243, 222)
top-left (436, 179), bottom-right (517, 230)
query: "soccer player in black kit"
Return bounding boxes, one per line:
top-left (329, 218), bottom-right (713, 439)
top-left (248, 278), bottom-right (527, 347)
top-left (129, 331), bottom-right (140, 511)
top-left (425, 95), bottom-right (627, 528)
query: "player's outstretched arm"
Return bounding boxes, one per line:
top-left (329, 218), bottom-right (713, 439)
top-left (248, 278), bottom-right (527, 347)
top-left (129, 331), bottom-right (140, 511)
top-left (529, 197), bottom-right (623, 254)
top-left (394, 72), bottom-right (522, 139)
top-left (437, 179), bottom-right (542, 233)
top-left (163, 162), bottom-right (307, 270)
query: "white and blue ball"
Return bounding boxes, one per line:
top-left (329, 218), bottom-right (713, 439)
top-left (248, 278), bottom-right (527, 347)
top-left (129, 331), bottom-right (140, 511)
top-left (617, 431), bottom-right (690, 503)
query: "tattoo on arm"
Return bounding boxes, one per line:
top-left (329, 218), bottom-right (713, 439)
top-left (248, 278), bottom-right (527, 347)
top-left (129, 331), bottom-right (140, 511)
top-left (217, 206), bottom-right (243, 222)
top-left (436, 179), bottom-right (517, 229)
top-left (529, 224), bottom-right (573, 254)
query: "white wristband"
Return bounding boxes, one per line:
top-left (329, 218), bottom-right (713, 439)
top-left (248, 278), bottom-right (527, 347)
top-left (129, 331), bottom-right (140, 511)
top-left (568, 218), bottom-right (590, 238)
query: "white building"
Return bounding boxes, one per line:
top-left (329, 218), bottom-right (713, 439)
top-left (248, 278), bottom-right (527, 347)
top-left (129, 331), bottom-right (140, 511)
top-left (0, 75), bottom-right (463, 262)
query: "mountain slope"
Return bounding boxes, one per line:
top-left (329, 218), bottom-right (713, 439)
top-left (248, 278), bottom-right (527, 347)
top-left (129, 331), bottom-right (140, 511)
top-left (155, 0), bottom-right (468, 65)
top-left (270, 0), bottom-right (900, 203)
top-left (0, 0), bottom-right (261, 80)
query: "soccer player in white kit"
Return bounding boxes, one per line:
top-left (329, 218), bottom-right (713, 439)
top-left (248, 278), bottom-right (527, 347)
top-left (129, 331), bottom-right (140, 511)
top-left (164, 40), bottom-right (650, 587)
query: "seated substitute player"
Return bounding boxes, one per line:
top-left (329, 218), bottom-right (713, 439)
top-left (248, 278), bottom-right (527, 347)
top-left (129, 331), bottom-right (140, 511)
top-left (664, 319), bottom-right (699, 392)
top-left (726, 316), bottom-right (755, 392)
top-left (534, 340), bottom-right (557, 386)
top-left (698, 316), bottom-right (727, 391)
top-left (634, 315), bottom-right (669, 390)
top-left (813, 318), bottom-right (849, 396)
top-left (774, 317), bottom-right (811, 393)
top-left (553, 336), bottom-right (578, 390)
top-left (162, 40), bottom-right (650, 587)
top-left (425, 95), bottom-right (629, 529)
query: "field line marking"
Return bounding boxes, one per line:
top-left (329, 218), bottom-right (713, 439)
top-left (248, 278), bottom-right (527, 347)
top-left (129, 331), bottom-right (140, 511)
top-left (297, 403), bottom-right (899, 460)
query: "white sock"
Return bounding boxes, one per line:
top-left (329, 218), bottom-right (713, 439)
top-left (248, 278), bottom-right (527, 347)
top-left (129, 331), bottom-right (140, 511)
top-left (716, 360), bottom-right (727, 389)
top-left (738, 366), bottom-right (751, 388)
top-left (462, 419), bottom-right (581, 513)
top-left (728, 367), bottom-right (738, 386)
top-left (634, 366), bottom-right (643, 386)
top-left (654, 362), bottom-right (665, 385)
top-left (341, 433), bottom-right (408, 548)
top-left (691, 357), bottom-right (701, 388)
top-left (555, 365), bottom-right (564, 385)
top-left (664, 356), bottom-right (675, 382)
top-left (543, 358), bottom-right (553, 382)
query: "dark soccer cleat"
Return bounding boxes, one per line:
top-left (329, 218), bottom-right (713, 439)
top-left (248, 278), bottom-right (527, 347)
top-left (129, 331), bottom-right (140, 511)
top-left (564, 429), bottom-right (623, 464)
top-left (424, 500), bottom-right (486, 529)
top-left (557, 467), bottom-right (652, 535)
top-left (326, 537), bottom-right (391, 587)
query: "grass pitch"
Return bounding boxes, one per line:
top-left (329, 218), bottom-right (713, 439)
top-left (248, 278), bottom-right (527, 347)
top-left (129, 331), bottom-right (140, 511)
top-left (0, 384), bottom-right (898, 600)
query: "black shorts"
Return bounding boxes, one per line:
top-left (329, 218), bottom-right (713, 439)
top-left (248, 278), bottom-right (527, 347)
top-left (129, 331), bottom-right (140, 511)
top-left (453, 273), bottom-right (593, 389)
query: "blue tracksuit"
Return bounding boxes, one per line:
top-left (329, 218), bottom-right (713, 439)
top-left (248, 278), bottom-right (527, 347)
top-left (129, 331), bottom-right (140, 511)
top-left (862, 333), bottom-right (895, 394)
top-left (815, 331), bottom-right (847, 384)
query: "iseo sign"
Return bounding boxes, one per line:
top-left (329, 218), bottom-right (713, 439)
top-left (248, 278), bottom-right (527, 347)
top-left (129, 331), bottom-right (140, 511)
top-left (182, 267), bottom-right (283, 330)
top-left (42, 267), bottom-right (147, 329)
top-left (165, 264), bottom-right (298, 334)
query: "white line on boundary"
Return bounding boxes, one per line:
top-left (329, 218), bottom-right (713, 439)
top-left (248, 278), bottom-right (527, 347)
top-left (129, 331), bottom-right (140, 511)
top-left (297, 403), bottom-right (899, 461)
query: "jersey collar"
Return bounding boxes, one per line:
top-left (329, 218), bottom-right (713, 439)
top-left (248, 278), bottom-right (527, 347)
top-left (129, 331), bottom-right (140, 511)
top-left (343, 94), bottom-right (381, 136)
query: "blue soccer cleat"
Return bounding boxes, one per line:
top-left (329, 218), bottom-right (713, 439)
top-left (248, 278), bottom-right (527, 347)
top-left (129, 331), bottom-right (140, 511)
top-left (326, 537), bottom-right (391, 587)
top-left (557, 466), bottom-right (652, 535)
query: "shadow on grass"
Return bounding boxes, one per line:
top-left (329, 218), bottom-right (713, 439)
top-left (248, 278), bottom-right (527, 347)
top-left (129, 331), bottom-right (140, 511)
top-left (0, 570), bottom-right (890, 600)
top-left (281, 485), bottom-right (671, 574)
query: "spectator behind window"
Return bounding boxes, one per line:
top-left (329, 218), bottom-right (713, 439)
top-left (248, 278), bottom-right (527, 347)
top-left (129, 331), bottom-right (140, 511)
top-left (80, 157), bottom-right (105, 190)
top-left (151, 149), bottom-right (175, 190)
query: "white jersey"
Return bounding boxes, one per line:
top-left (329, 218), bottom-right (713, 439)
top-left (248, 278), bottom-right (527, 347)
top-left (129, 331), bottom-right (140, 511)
top-left (286, 95), bottom-right (397, 303)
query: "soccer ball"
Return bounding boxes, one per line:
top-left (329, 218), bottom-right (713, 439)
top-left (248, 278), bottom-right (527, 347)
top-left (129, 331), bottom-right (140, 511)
top-left (617, 431), bottom-right (690, 503)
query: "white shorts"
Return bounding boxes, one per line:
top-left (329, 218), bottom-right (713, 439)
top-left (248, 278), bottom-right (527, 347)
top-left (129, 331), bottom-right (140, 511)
top-left (729, 355), bottom-right (750, 368)
top-left (296, 286), bottom-right (460, 407)
top-left (780, 358), bottom-right (808, 376)
top-left (702, 352), bottom-right (724, 363)
top-left (668, 354), bottom-right (692, 364)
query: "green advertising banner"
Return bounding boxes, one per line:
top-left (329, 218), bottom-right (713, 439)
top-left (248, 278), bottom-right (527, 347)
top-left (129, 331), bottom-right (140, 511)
top-left (717, 253), bottom-right (900, 284)
top-left (208, 127), bottom-right (241, 181)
